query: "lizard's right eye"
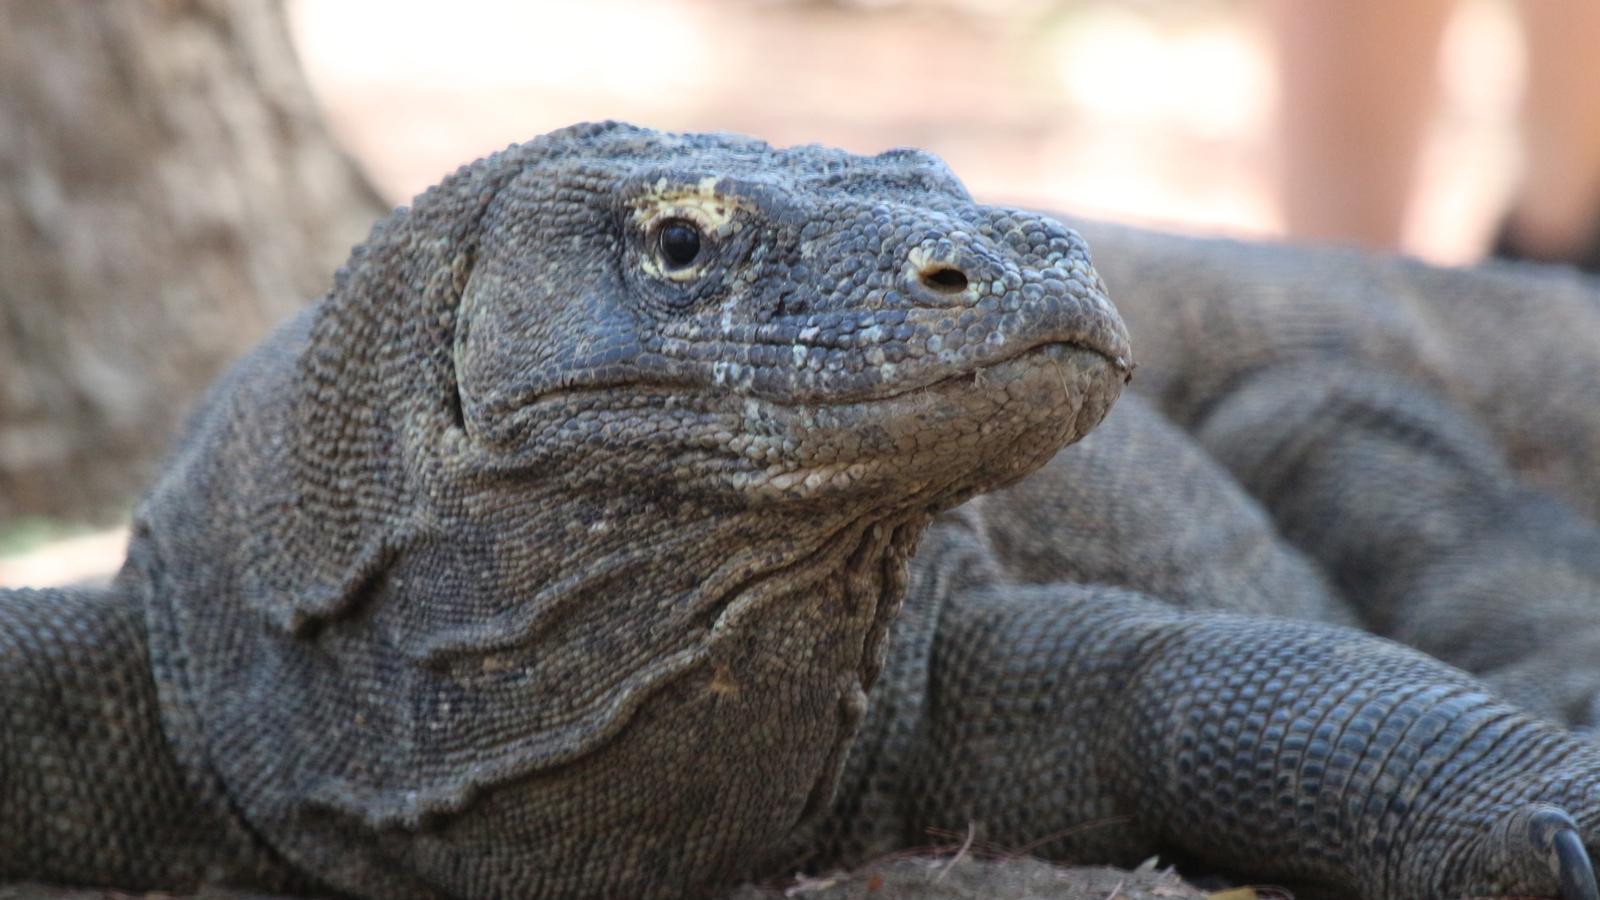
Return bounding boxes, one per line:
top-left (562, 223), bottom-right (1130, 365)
top-left (657, 219), bottom-right (703, 270)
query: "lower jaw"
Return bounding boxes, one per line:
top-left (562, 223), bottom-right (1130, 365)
top-left (737, 342), bottom-right (1124, 505)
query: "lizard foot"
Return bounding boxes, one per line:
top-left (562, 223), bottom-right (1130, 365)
top-left (1464, 805), bottom-right (1599, 900)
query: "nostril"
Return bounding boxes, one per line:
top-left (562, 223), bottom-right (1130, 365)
top-left (920, 265), bottom-right (969, 294)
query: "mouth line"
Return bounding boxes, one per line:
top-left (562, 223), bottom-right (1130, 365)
top-left (487, 336), bottom-right (1130, 423)
top-left (883, 336), bottom-right (1132, 398)
top-left (791, 336), bottom-right (1133, 409)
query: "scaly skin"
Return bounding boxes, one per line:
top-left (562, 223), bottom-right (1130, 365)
top-left (0, 587), bottom-right (308, 892)
top-left (803, 514), bottom-right (1600, 898)
top-left (1067, 219), bottom-right (1600, 521)
top-left (3, 123), bottom-right (1600, 899)
top-left (1195, 360), bottom-right (1600, 726)
top-left (1063, 219), bottom-right (1600, 729)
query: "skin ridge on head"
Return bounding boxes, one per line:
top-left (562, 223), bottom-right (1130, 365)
top-left (124, 121), bottom-right (1129, 898)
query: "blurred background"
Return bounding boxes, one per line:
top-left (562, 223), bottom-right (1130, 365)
top-left (2, 0), bottom-right (1593, 585)
top-left (289, 0), bottom-right (1529, 258)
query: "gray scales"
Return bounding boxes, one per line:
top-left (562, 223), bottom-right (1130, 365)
top-left (4, 122), bottom-right (1600, 899)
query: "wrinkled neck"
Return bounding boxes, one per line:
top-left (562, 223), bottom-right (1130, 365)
top-left (405, 482), bottom-right (933, 680)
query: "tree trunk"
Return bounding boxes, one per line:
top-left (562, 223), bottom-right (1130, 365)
top-left (0, 0), bottom-right (387, 524)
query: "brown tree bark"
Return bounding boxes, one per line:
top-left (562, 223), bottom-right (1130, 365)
top-left (0, 0), bottom-right (387, 523)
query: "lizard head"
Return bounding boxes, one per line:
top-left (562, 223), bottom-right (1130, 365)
top-left (131, 122), bottom-right (1130, 895)
top-left (453, 122), bottom-right (1130, 509)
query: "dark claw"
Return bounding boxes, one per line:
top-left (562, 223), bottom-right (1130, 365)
top-left (1553, 827), bottom-right (1599, 900)
top-left (1527, 808), bottom-right (1600, 900)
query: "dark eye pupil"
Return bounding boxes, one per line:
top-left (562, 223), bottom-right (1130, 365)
top-left (659, 221), bottom-right (702, 269)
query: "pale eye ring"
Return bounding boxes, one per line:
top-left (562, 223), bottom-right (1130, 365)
top-left (657, 218), bottom-right (704, 270)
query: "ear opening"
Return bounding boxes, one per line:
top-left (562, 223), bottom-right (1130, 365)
top-left (443, 244), bottom-right (475, 432)
top-left (445, 368), bottom-right (467, 431)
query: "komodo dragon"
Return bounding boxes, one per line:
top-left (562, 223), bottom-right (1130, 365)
top-left (6, 122), bottom-right (1600, 899)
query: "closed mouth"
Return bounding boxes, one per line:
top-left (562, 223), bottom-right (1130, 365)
top-left (932, 338), bottom-right (1131, 390)
top-left (804, 335), bottom-right (1132, 409)
top-left (486, 329), bottom-right (1130, 419)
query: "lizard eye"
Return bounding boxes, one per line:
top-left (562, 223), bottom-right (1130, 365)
top-left (657, 219), bottom-right (703, 270)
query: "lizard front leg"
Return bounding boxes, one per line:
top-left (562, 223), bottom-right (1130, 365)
top-left (896, 580), bottom-right (1600, 899)
top-left (0, 586), bottom-right (311, 893)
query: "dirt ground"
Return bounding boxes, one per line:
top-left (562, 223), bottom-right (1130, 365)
top-left (0, 858), bottom-right (1256, 899)
top-left (732, 856), bottom-right (1236, 899)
